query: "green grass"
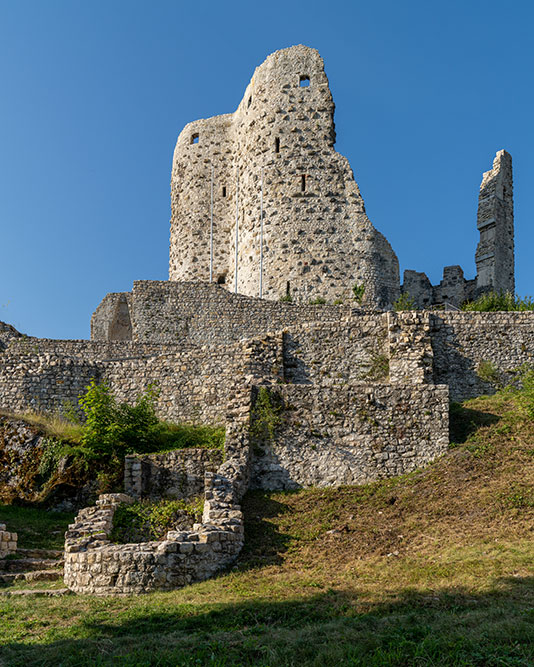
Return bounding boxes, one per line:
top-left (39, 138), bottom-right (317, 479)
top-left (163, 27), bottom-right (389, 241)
top-left (1, 390), bottom-right (534, 664)
top-left (0, 504), bottom-right (74, 550)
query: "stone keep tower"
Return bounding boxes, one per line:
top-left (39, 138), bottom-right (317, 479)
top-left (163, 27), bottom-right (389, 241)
top-left (475, 149), bottom-right (514, 295)
top-left (169, 45), bottom-right (400, 308)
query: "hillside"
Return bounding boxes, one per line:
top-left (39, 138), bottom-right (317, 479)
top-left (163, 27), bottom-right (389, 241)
top-left (1, 391), bottom-right (534, 665)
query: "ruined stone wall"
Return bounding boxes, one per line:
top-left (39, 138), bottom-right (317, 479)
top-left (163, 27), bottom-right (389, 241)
top-left (91, 293), bottom-right (132, 342)
top-left (127, 281), bottom-right (354, 345)
top-left (169, 45), bottom-right (400, 308)
top-left (0, 335), bottom-right (282, 424)
top-left (124, 448), bottom-right (223, 501)
top-left (283, 315), bottom-right (389, 384)
top-left (475, 150), bottom-right (514, 294)
top-left (402, 150), bottom-right (514, 308)
top-left (250, 384), bottom-right (449, 491)
top-left (430, 312), bottom-right (534, 401)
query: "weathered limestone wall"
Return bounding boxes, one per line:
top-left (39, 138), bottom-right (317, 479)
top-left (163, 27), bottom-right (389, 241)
top-left (0, 321), bottom-right (23, 351)
top-left (0, 335), bottom-right (282, 424)
top-left (430, 312), bottom-right (534, 401)
top-left (475, 150), bottom-right (514, 295)
top-left (92, 280), bottom-right (355, 345)
top-left (387, 312), bottom-right (434, 384)
top-left (250, 384), bottom-right (449, 491)
top-left (91, 293), bottom-right (132, 342)
top-left (124, 448), bottom-right (223, 500)
top-left (283, 315), bottom-right (389, 384)
top-left (169, 45), bottom-right (400, 308)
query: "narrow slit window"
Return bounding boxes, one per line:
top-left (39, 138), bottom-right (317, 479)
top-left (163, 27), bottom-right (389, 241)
top-left (301, 174), bottom-right (306, 192)
top-left (191, 133), bottom-right (199, 144)
top-left (299, 75), bottom-right (310, 87)
top-left (222, 186), bottom-right (227, 197)
top-left (286, 281), bottom-right (290, 296)
top-left (248, 96), bottom-right (252, 107)
top-left (275, 137), bottom-right (280, 153)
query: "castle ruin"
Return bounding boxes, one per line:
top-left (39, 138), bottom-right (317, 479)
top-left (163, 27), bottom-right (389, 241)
top-left (0, 46), bottom-right (527, 596)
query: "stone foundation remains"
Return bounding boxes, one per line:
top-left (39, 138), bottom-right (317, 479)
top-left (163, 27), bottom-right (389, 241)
top-left (0, 524), bottom-right (17, 558)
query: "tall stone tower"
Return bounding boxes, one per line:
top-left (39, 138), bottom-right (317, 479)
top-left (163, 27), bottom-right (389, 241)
top-left (475, 150), bottom-right (514, 295)
top-left (169, 45), bottom-right (400, 308)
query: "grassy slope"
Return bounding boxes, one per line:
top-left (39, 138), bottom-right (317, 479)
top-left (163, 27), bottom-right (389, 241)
top-left (1, 393), bottom-right (534, 665)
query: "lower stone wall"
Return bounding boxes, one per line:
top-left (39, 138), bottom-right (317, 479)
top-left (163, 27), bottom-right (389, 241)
top-left (63, 387), bottom-right (253, 596)
top-left (124, 449), bottom-right (224, 500)
top-left (250, 383), bottom-right (449, 490)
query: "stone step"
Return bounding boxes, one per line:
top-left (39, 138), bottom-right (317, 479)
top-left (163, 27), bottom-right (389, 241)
top-left (0, 587), bottom-right (72, 597)
top-left (0, 558), bottom-right (63, 573)
top-left (16, 548), bottom-right (63, 559)
top-left (0, 569), bottom-right (64, 584)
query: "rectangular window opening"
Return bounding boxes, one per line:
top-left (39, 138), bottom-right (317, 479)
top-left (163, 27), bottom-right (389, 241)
top-left (301, 174), bottom-right (306, 192)
top-left (275, 137), bottom-right (280, 153)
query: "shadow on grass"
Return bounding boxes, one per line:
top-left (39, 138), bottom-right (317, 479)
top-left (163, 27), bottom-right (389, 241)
top-left (1, 575), bottom-right (533, 665)
top-left (239, 491), bottom-right (294, 569)
top-left (449, 402), bottom-right (501, 444)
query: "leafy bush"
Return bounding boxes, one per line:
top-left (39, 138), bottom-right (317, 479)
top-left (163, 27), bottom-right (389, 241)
top-left (309, 297), bottom-right (326, 305)
top-left (462, 291), bottom-right (534, 312)
top-left (111, 497), bottom-right (203, 543)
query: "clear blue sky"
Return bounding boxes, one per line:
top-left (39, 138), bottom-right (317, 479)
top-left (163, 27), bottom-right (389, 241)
top-left (1, 0), bottom-right (533, 339)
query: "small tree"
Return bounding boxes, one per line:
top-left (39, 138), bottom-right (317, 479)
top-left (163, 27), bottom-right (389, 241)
top-left (352, 283), bottom-right (365, 304)
top-left (393, 292), bottom-right (416, 311)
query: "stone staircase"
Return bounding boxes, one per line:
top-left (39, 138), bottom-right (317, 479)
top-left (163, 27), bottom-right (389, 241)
top-left (0, 548), bottom-right (71, 596)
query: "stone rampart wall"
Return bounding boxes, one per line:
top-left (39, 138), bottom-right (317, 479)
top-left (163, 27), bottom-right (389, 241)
top-left (0, 524), bottom-right (17, 557)
top-left (128, 281), bottom-right (354, 345)
top-left (0, 335), bottom-right (282, 424)
top-left (430, 312), bottom-right (534, 401)
top-left (283, 315), bottom-right (388, 384)
top-left (250, 383), bottom-right (449, 490)
top-left (124, 448), bottom-right (224, 500)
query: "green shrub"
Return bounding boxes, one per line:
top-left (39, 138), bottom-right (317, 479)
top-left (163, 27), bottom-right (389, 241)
top-left (309, 297), bottom-right (326, 305)
top-left (462, 291), bottom-right (534, 312)
top-left (279, 292), bottom-right (293, 302)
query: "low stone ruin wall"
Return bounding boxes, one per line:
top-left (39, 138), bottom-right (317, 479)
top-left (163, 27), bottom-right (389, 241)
top-left (250, 383), bottom-right (449, 490)
top-left (430, 312), bottom-right (534, 401)
top-left (63, 389), bottom-right (253, 595)
top-left (124, 448), bottom-right (223, 500)
top-left (0, 523), bottom-right (17, 557)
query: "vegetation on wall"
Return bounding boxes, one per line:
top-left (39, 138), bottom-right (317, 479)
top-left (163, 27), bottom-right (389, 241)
top-left (462, 291), bottom-right (534, 312)
top-left (110, 497), bottom-right (203, 543)
top-left (393, 291), bottom-right (416, 311)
